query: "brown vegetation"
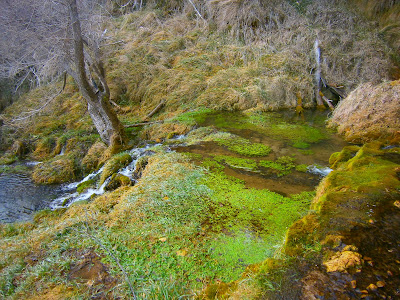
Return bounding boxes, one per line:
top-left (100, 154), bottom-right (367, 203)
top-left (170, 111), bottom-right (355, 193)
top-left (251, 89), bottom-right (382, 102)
top-left (329, 80), bottom-right (400, 143)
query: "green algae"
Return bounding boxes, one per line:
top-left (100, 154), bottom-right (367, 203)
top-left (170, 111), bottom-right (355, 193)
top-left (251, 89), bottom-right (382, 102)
top-left (170, 107), bottom-right (213, 126)
top-left (259, 156), bottom-right (296, 177)
top-left (195, 111), bottom-right (329, 150)
top-left (215, 136), bottom-right (271, 157)
top-left (200, 168), bottom-right (313, 280)
top-left (213, 155), bottom-right (258, 170)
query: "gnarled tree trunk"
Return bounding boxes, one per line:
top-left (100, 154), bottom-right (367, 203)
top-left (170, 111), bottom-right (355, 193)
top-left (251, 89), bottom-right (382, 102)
top-left (67, 0), bottom-right (124, 146)
top-left (87, 95), bottom-right (124, 144)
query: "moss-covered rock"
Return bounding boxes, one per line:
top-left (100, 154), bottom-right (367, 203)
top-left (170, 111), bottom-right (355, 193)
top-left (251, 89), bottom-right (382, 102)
top-left (100, 153), bottom-right (132, 185)
top-left (76, 179), bottom-right (96, 194)
top-left (105, 174), bottom-right (132, 191)
top-left (32, 157), bottom-right (76, 184)
top-left (329, 145), bottom-right (360, 169)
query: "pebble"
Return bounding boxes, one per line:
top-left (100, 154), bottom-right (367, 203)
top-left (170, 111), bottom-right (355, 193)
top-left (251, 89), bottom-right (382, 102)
top-left (393, 200), bottom-right (400, 209)
top-left (367, 283), bottom-right (378, 291)
top-left (387, 270), bottom-right (393, 276)
top-left (376, 281), bottom-right (385, 288)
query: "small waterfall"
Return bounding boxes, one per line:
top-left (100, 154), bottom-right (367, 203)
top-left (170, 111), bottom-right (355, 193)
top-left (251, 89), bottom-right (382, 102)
top-left (314, 39), bottom-right (323, 106)
top-left (49, 143), bottom-right (162, 209)
top-left (307, 165), bottom-right (332, 177)
top-left (314, 39), bottom-right (321, 85)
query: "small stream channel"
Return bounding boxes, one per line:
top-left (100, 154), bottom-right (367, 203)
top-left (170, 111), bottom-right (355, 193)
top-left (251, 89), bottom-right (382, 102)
top-left (0, 110), bottom-right (348, 224)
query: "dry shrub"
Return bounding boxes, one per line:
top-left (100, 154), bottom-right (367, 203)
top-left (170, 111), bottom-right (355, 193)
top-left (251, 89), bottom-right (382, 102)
top-left (329, 80), bottom-right (400, 143)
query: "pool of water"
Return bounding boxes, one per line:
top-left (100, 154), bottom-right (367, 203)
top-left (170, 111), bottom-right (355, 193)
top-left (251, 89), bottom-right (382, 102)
top-left (174, 110), bottom-right (349, 196)
top-left (0, 171), bottom-right (63, 223)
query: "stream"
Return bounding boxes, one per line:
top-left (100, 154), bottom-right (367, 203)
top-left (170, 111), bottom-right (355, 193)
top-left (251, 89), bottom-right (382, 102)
top-left (0, 110), bottom-right (348, 224)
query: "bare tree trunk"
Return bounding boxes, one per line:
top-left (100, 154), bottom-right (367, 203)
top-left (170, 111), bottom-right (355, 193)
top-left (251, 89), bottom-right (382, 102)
top-left (67, 0), bottom-right (124, 146)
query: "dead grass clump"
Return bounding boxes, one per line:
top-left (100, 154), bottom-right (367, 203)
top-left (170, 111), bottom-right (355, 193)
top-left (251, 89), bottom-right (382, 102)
top-left (81, 141), bottom-right (107, 173)
top-left (32, 157), bottom-right (76, 184)
top-left (206, 0), bottom-right (282, 42)
top-left (328, 80), bottom-right (400, 143)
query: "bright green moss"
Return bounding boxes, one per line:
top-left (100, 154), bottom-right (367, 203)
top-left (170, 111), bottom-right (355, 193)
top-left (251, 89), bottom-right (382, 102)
top-left (259, 156), bottom-right (296, 177)
top-left (76, 179), bottom-right (96, 194)
top-left (295, 164), bottom-right (309, 173)
top-left (215, 137), bottom-right (271, 157)
top-left (170, 107), bottom-right (213, 126)
top-left (213, 155), bottom-right (258, 170)
top-left (202, 158), bottom-right (225, 172)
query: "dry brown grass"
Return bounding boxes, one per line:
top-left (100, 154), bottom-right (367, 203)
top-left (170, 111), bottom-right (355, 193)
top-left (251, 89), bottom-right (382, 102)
top-left (103, 0), bottom-right (393, 118)
top-left (329, 80), bottom-right (400, 143)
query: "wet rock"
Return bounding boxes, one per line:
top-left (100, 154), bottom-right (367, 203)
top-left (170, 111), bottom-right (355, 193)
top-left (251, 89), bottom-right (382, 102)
top-left (301, 270), bottom-right (351, 299)
top-left (367, 283), bottom-right (378, 291)
top-left (351, 280), bottom-right (357, 289)
top-left (377, 281), bottom-right (386, 288)
top-left (393, 200), bottom-right (400, 209)
top-left (104, 173), bottom-right (131, 191)
top-left (324, 245), bottom-right (363, 273)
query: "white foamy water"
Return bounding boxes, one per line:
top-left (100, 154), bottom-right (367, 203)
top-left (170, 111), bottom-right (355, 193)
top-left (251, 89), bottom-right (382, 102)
top-left (307, 165), bottom-right (332, 177)
top-left (50, 144), bottom-right (160, 209)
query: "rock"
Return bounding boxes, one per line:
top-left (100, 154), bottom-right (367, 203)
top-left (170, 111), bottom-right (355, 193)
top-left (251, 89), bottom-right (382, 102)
top-left (132, 155), bottom-right (149, 180)
top-left (367, 283), bottom-right (377, 291)
top-left (324, 245), bottom-right (363, 273)
top-left (104, 173), bottom-right (131, 191)
top-left (394, 200), bottom-right (400, 209)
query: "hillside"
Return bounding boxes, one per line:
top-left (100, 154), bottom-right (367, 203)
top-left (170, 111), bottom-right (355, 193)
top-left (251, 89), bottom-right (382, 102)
top-left (0, 0), bottom-right (399, 299)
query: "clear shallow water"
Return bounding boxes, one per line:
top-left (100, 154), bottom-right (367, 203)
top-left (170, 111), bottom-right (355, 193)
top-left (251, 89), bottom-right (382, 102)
top-left (0, 172), bottom-right (63, 223)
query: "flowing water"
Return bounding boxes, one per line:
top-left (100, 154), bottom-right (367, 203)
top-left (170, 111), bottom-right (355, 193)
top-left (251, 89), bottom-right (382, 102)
top-left (0, 110), bottom-right (347, 223)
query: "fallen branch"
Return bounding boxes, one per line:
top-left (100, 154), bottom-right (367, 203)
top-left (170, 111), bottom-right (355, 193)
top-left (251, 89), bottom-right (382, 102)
top-left (124, 120), bottom-right (163, 128)
top-left (319, 91), bottom-right (334, 111)
top-left (143, 99), bottom-right (165, 121)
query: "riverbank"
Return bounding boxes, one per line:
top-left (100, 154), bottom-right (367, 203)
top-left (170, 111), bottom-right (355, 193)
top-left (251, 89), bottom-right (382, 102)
top-left (1, 1), bottom-right (399, 298)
